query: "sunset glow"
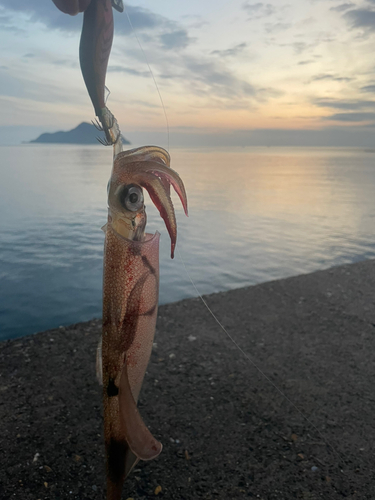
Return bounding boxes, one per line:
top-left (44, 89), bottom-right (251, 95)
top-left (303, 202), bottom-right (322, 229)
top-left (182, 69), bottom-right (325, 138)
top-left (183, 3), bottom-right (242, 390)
top-left (1, 0), bottom-right (375, 146)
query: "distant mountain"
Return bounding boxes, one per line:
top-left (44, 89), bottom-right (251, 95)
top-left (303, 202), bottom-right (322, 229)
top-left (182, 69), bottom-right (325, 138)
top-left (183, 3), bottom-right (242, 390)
top-left (29, 122), bottom-right (130, 145)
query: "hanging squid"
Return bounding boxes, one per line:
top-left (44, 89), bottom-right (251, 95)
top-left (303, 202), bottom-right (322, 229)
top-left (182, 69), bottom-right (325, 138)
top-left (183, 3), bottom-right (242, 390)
top-left (51, 2), bottom-right (187, 497)
top-left (99, 136), bottom-right (188, 499)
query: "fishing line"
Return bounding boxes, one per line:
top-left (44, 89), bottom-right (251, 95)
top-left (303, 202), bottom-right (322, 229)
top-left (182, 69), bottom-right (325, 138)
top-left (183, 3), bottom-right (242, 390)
top-left (123, 4), bottom-right (170, 151)
top-left (123, 2), bottom-right (345, 471)
top-left (177, 248), bottom-right (345, 468)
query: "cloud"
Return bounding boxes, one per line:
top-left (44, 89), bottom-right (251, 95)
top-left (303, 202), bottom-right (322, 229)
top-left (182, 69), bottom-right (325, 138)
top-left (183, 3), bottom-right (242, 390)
top-left (297, 16), bottom-right (316, 27)
top-left (265, 22), bottom-right (292, 33)
top-left (0, 0), bottom-right (41, 10)
top-left (0, 1), bottom-right (196, 54)
top-left (0, 0), bottom-right (82, 31)
top-left (114, 6), bottom-right (168, 36)
top-left (289, 42), bottom-right (315, 54)
top-left (129, 125), bottom-right (375, 148)
top-left (314, 98), bottom-right (375, 110)
top-left (18, 49), bottom-right (78, 68)
top-left (257, 87), bottom-right (284, 99)
top-left (0, 11), bottom-right (26, 33)
top-left (52, 59), bottom-right (79, 68)
top-left (311, 73), bottom-right (354, 82)
top-left (177, 57), bottom-right (256, 100)
top-left (242, 2), bottom-right (276, 19)
top-left (360, 84), bottom-right (375, 93)
top-left (323, 112), bottom-right (375, 121)
top-left (330, 3), bottom-right (355, 12)
top-left (0, 1), bottom-right (261, 115)
top-left (282, 28), bottom-right (336, 54)
top-left (107, 65), bottom-right (149, 77)
top-left (0, 1), bottom-right (176, 37)
top-left (108, 54), bottom-right (257, 105)
top-left (344, 8), bottom-right (375, 31)
top-left (0, 67), bottom-right (85, 105)
top-left (211, 42), bottom-right (247, 58)
top-left (131, 99), bottom-right (160, 109)
top-left (297, 60), bottom-right (314, 65)
top-left (0, 1), bottom-right (198, 62)
top-left (0, 67), bottom-right (25, 98)
top-left (159, 29), bottom-right (193, 50)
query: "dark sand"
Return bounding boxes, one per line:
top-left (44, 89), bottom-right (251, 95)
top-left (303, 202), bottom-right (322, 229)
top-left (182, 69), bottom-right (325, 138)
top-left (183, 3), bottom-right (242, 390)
top-left (1, 260), bottom-right (375, 500)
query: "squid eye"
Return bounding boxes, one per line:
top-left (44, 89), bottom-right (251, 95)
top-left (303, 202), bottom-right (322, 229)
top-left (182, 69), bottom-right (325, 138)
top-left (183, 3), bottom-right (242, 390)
top-left (120, 184), bottom-right (144, 212)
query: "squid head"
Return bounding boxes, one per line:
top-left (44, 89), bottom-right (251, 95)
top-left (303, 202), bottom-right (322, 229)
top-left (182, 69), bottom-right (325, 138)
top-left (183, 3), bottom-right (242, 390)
top-left (108, 146), bottom-right (188, 256)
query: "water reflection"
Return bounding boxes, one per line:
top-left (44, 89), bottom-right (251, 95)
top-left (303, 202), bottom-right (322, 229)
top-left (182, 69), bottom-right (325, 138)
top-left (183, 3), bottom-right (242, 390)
top-left (1, 145), bottom-right (375, 340)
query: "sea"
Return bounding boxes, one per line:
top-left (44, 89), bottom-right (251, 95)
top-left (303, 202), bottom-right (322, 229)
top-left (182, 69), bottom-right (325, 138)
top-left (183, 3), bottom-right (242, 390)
top-left (1, 144), bottom-right (375, 341)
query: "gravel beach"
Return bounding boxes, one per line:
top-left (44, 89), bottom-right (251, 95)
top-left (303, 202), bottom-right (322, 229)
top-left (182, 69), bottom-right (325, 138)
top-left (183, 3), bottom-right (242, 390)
top-left (1, 259), bottom-right (375, 500)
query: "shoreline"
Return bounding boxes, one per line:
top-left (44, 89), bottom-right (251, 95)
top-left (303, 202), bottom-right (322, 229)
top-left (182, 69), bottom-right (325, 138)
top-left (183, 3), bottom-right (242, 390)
top-left (1, 259), bottom-right (375, 499)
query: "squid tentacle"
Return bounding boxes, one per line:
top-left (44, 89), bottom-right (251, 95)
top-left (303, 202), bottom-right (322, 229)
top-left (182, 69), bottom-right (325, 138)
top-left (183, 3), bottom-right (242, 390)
top-left (112, 155), bottom-right (188, 257)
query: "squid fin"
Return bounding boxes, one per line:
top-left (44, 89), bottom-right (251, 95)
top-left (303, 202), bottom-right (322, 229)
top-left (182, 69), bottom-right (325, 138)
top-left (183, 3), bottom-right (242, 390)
top-left (118, 362), bottom-right (162, 461)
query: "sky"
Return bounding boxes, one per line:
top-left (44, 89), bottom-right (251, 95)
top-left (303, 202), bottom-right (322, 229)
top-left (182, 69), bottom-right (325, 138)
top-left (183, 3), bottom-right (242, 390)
top-left (1, 0), bottom-right (375, 147)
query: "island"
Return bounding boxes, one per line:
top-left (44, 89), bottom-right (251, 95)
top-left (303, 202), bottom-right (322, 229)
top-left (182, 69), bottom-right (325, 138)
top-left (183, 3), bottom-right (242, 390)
top-left (29, 122), bottom-right (131, 145)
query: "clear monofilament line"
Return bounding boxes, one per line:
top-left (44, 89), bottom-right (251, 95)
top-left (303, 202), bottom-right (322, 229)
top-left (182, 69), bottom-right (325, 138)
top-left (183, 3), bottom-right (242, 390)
top-left (123, 4), bottom-right (170, 152)
top-left (122, 3), bottom-right (344, 470)
top-left (177, 247), bottom-right (345, 468)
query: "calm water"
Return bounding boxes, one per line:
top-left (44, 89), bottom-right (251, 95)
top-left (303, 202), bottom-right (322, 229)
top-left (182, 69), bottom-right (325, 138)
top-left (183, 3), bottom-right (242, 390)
top-left (1, 144), bottom-right (375, 341)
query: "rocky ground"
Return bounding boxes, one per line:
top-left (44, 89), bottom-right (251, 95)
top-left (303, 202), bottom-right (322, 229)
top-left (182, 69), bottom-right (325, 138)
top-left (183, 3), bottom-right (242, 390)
top-left (1, 259), bottom-right (375, 499)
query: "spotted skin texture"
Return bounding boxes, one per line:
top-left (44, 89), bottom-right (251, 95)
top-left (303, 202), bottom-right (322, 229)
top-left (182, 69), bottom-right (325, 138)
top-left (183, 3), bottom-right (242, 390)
top-left (102, 146), bottom-right (187, 499)
top-left (102, 226), bottom-right (161, 499)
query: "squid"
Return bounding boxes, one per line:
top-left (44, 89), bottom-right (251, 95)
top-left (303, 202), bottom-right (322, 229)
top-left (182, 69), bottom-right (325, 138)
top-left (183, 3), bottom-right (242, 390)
top-left (99, 129), bottom-right (188, 499)
top-left (52, 1), bottom-right (183, 496)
